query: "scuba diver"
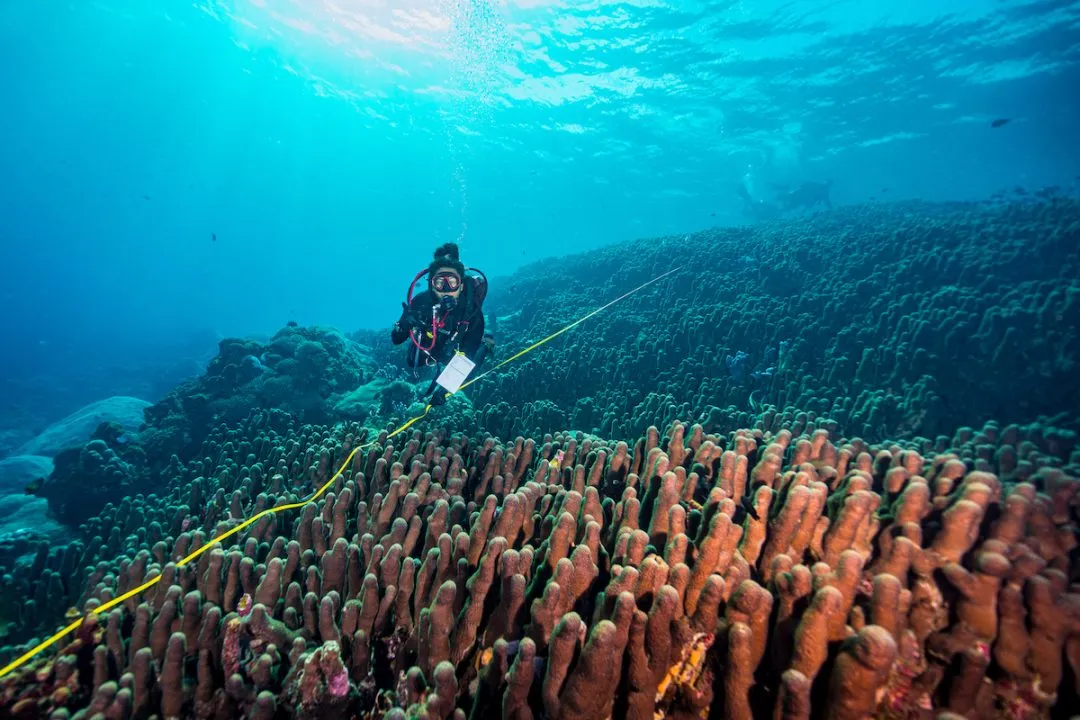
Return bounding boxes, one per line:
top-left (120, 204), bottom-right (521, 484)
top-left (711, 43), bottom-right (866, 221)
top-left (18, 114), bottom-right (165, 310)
top-left (736, 183), bottom-right (782, 223)
top-left (776, 179), bottom-right (833, 212)
top-left (391, 242), bottom-right (494, 404)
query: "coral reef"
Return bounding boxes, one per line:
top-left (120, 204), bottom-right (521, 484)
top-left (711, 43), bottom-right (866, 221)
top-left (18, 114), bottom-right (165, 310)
top-left (0, 495), bottom-right (68, 571)
top-left (0, 456), bottom-right (69, 573)
top-left (1, 197), bottom-right (1078, 718)
top-left (138, 325), bottom-right (384, 471)
top-left (390, 197), bottom-right (1079, 444)
top-left (1, 409), bottom-right (1077, 719)
top-left (19, 326), bottom-right (427, 538)
top-left (15, 397), bottom-right (151, 458)
top-left (38, 423), bottom-right (147, 527)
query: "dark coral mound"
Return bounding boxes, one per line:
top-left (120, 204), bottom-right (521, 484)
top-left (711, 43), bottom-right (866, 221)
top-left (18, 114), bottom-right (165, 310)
top-left (1, 411), bottom-right (1079, 719)
top-left (137, 325), bottom-right (382, 470)
top-left (37, 422), bottom-right (146, 527)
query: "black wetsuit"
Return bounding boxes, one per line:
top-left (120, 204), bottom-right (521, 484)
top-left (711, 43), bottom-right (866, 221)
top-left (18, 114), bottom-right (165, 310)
top-left (391, 280), bottom-right (487, 369)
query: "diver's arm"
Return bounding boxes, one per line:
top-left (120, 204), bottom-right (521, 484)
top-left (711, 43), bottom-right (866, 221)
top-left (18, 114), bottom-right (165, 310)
top-left (391, 305), bottom-right (411, 345)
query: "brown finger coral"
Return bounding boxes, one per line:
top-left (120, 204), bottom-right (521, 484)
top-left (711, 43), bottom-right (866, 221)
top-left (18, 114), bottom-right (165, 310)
top-left (1, 407), bottom-right (1077, 720)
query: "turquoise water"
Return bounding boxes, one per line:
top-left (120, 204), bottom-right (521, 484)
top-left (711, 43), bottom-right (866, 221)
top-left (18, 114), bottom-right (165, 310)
top-left (1, 0), bottom-right (1077, 345)
top-left (0, 2), bottom-right (1079, 703)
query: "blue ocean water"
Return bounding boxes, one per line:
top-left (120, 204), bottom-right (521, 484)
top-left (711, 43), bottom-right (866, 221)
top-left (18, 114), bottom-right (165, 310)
top-left (1, 0), bottom-right (1078, 438)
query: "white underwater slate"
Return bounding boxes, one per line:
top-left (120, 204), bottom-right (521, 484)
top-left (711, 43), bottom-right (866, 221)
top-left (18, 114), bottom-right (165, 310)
top-left (15, 396), bottom-right (151, 457)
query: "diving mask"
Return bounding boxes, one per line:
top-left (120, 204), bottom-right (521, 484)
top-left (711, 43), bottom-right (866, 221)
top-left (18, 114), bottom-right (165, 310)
top-left (431, 271), bottom-right (462, 292)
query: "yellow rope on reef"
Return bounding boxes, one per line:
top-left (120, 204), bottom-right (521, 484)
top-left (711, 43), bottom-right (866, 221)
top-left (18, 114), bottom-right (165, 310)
top-left (456, 264), bottom-right (684, 395)
top-left (0, 263), bottom-right (681, 681)
top-left (0, 411), bottom-right (429, 681)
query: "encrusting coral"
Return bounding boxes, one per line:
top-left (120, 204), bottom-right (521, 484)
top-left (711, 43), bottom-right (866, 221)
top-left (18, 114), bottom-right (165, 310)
top-left (1, 408), bottom-right (1078, 720)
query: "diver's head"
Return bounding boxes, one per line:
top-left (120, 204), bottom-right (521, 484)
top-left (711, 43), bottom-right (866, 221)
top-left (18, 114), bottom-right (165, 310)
top-left (428, 243), bottom-right (465, 302)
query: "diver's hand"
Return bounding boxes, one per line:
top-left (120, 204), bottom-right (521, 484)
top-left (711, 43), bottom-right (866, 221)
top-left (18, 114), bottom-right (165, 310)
top-left (401, 302), bottom-right (426, 330)
top-left (429, 391), bottom-right (448, 407)
top-left (473, 334), bottom-right (496, 366)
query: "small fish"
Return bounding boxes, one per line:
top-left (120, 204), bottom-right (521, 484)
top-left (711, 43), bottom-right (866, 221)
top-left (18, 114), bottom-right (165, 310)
top-left (740, 495), bottom-right (760, 521)
top-left (24, 478), bottom-right (43, 495)
top-left (747, 389), bottom-right (765, 414)
top-left (211, 233), bottom-right (217, 242)
top-left (142, 194), bottom-right (151, 200)
top-left (991, 117), bottom-right (1010, 128)
top-left (475, 646), bottom-right (495, 672)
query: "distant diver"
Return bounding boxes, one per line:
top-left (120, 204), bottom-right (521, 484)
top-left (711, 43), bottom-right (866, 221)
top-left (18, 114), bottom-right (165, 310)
top-left (391, 242), bottom-right (495, 405)
top-left (736, 183), bottom-right (782, 222)
top-left (776, 180), bottom-right (833, 212)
